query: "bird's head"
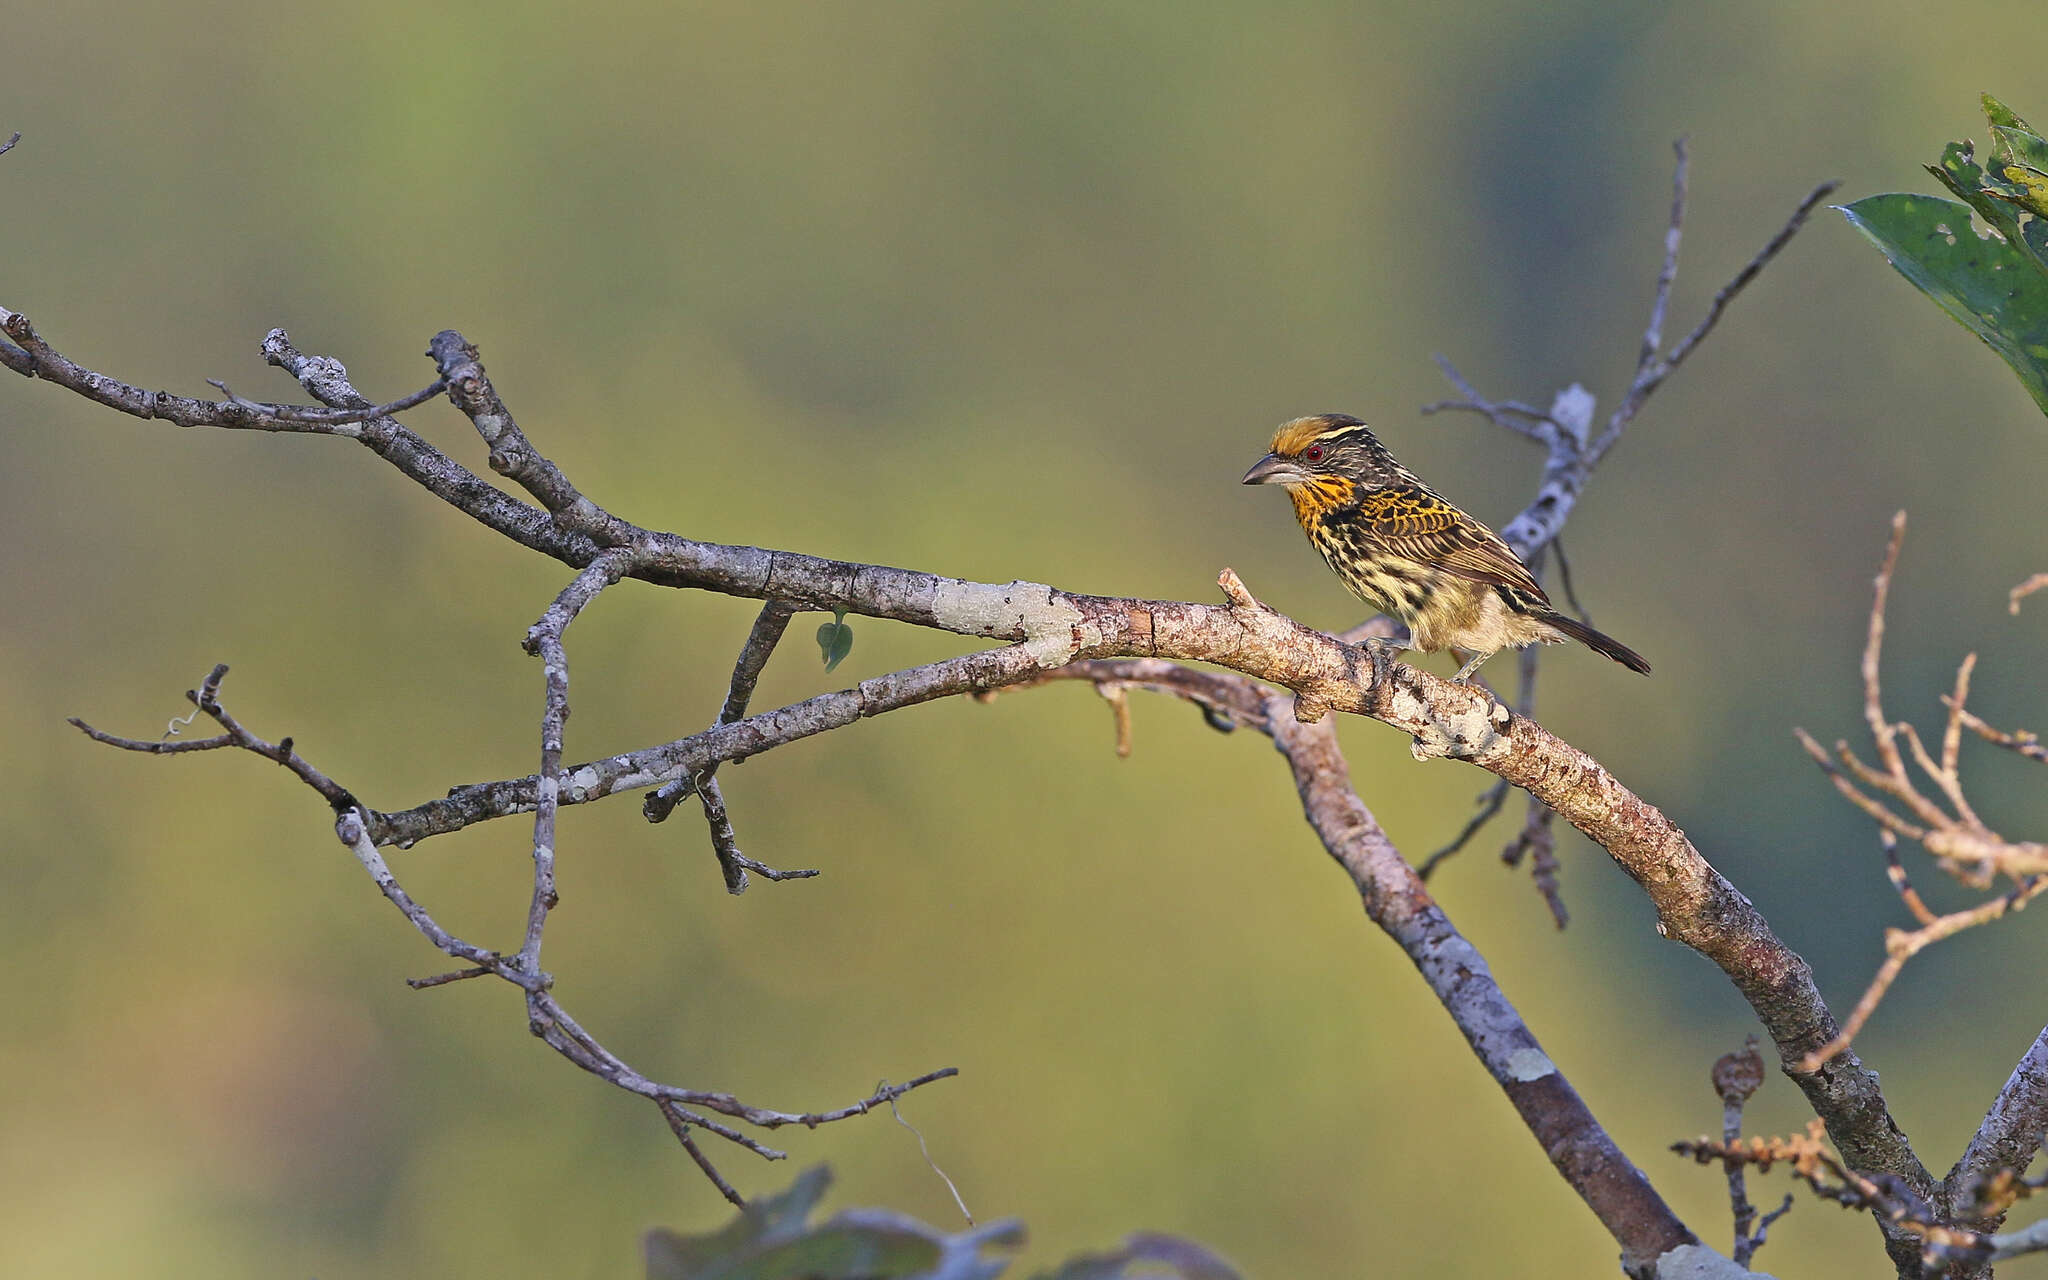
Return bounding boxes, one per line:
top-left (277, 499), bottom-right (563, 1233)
top-left (1241, 414), bottom-right (1399, 493)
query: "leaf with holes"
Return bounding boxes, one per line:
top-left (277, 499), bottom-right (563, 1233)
top-left (1841, 192), bottom-right (2048, 417)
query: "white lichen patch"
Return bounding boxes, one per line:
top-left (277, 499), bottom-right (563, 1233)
top-left (932, 579), bottom-right (1091, 664)
top-left (568, 764), bottom-right (604, 798)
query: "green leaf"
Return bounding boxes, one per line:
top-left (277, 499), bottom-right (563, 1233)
top-left (1841, 192), bottom-right (2048, 416)
top-left (1983, 92), bottom-right (2037, 135)
top-left (816, 610), bottom-right (853, 674)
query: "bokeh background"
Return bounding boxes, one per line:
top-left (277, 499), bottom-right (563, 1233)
top-left (4, 3), bottom-right (2047, 1276)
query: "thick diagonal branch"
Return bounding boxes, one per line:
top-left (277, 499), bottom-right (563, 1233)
top-left (1268, 702), bottom-right (1699, 1274)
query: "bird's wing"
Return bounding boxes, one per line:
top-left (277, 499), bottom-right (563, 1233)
top-left (1355, 486), bottom-right (1551, 601)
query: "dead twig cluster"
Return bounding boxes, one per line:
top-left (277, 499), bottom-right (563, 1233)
top-left (1794, 512), bottom-right (2048, 1071)
top-left (1675, 1117), bottom-right (2048, 1275)
top-left (1705, 1037), bottom-right (1795, 1267)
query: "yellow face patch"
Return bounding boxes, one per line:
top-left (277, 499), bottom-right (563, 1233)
top-left (1285, 473), bottom-right (1354, 526)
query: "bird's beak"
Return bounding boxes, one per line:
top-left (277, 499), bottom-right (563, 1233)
top-left (1242, 452), bottom-right (1310, 486)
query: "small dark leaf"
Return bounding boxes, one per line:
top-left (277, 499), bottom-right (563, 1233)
top-left (646, 1167), bottom-right (837, 1280)
top-left (817, 610), bottom-right (854, 674)
top-left (647, 1168), bottom-right (1024, 1280)
top-left (1031, 1233), bottom-right (1244, 1280)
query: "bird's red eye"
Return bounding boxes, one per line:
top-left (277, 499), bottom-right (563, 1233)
top-left (1303, 444), bottom-right (1325, 462)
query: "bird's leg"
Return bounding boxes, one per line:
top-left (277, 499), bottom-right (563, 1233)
top-left (1451, 648), bottom-right (1498, 683)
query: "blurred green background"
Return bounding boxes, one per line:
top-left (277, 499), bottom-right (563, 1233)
top-left (4, 3), bottom-right (2047, 1276)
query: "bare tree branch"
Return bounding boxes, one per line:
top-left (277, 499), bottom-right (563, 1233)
top-left (76, 662), bottom-right (957, 1202)
top-left (519, 547), bottom-right (642, 966)
top-left (38, 312), bottom-right (1926, 1245)
top-left (1590, 154), bottom-right (1841, 464)
top-left (18, 154), bottom-right (1925, 1262)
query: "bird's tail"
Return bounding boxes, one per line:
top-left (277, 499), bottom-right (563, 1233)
top-left (1542, 612), bottom-right (1652, 675)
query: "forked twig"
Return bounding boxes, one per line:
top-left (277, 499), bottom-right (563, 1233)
top-left (645, 599), bottom-right (816, 890)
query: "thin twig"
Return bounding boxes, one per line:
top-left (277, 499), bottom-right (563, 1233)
top-left (206, 375), bottom-right (447, 425)
top-left (1636, 136), bottom-right (1690, 380)
top-left (407, 966), bottom-right (494, 990)
top-left (1589, 169), bottom-right (1841, 464)
top-left (1954, 710), bottom-right (2048, 763)
top-left (1423, 353), bottom-right (1558, 442)
top-left (659, 1100), bottom-right (748, 1209)
top-left (70, 663), bottom-right (358, 811)
top-left (1798, 861), bottom-right (2048, 1072)
top-left (67, 719), bottom-right (233, 753)
top-left (1418, 778), bottom-right (1511, 878)
top-left (1882, 832), bottom-right (1939, 927)
top-left (2010, 573), bottom-right (2048, 615)
top-left (1551, 536), bottom-right (1589, 624)
top-left (717, 599), bottom-right (800, 727)
top-left (0, 132), bottom-right (19, 158)
top-left (1516, 801), bottom-right (1567, 930)
top-left (644, 598), bottom-right (811, 889)
top-left (520, 548), bottom-right (641, 967)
